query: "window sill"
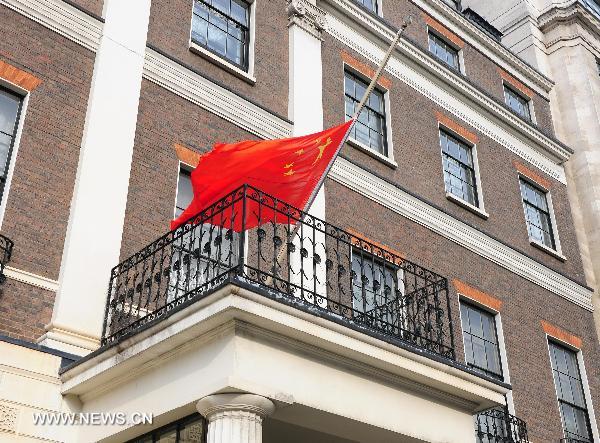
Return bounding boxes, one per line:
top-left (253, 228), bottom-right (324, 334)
top-left (189, 42), bottom-right (256, 85)
top-left (347, 138), bottom-right (398, 169)
top-left (530, 240), bottom-right (566, 262)
top-left (446, 193), bottom-right (489, 220)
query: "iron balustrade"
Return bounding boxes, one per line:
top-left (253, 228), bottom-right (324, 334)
top-left (0, 234), bottom-right (13, 284)
top-left (476, 408), bottom-right (530, 443)
top-left (101, 185), bottom-right (456, 361)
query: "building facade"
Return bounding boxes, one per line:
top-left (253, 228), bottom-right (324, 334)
top-left (462, 0), bottom-right (600, 345)
top-left (0, 0), bottom-right (597, 442)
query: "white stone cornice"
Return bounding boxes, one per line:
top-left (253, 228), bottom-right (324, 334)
top-left (143, 48), bottom-right (293, 141)
top-left (0, 0), bottom-right (102, 51)
top-left (5, 267), bottom-right (58, 292)
top-left (540, 2), bottom-right (600, 54)
top-left (329, 157), bottom-right (594, 311)
top-left (324, 10), bottom-right (570, 182)
top-left (287, 0), bottom-right (327, 40)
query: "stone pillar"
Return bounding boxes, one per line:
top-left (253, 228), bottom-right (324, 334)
top-left (287, 0), bottom-right (329, 301)
top-left (38, 0), bottom-right (152, 354)
top-left (197, 393), bottom-right (276, 443)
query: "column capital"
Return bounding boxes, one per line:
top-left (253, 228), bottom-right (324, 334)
top-left (197, 393), bottom-right (276, 419)
top-left (287, 0), bottom-right (327, 40)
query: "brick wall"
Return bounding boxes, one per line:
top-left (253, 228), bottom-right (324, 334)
top-left (66, 0), bottom-right (104, 18)
top-left (322, 38), bottom-right (585, 282)
top-left (119, 80), bottom-right (258, 260)
top-left (0, 7), bottom-right (95, 339)
top-left (380, 0), bottom-right (555, 136)
top-left (324, 179), bottom-right (600, 443)
top-left (147, 0), bottom-right (289, 119)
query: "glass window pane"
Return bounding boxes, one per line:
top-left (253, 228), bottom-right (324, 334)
top-left (230, 0), bottom-right (248, 24)
top-left (176, 169), bottom-right (193, 217)
top-left (179, 416), bottom-right (205, 442)
top-left (208, 24), bottom-right (227, 55)
top-left (0, 89), bottom-right (20, 135)
top-left (192, 16), bottom-right (208, 45)
top-left (226, 35), bottom-right (243, 65)
top-left (212, 0), bottom-right (229, 14)
top-left (193, 1), bottom-right (209, 19)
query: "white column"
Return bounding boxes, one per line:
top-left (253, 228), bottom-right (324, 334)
top-left (287, 0), bottom-right (329, 301)
top-left (38, 0), bottom-right (152, 354)
top-left (197, 393), bottom-right (276, 443)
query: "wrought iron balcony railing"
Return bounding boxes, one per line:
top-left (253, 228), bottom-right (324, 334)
top-left (101, 185), bottom-right (456, 361)
top-left (476, 408), bottom-right (529, 443)
top-left (0, 234), bottom-right (13, 284)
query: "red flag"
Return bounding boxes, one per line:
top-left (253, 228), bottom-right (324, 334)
top-left (171, 120), bottom-right (354, 231)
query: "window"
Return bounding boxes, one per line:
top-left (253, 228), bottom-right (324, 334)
top-left (504, 85), bottom-right (532, 121)
top-left (440, 130), bottom-right (479, 207)
top-left (520, 179), bottom-right (556, 250)
top-left (583, 0), bottom-right (600, 17)
top-left (129, 414), bottom-right (205, 442)
top-left (353, 0), bottom-right (378, 13)
top-left (441, 0), bottom-right (460, 9)
top-left (351, 248), bottom-right (404, 327)
top-left (460, 303), bottom-right (503, 380)
top-left (0, 87), bottom-right (22, 202)
top-left (175, 167), bottom-right (193, 218)
top-left (344, 70), bottom-right (388, 155)
top-left (549, 342), bottom-right (594, 443)
top-left (428, 32), bottom-right (460, 71)
top-left (191, 0), bottom-right (250, 71)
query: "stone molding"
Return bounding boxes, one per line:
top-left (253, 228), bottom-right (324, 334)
top-left (287, 0), bottom-right (327, 40)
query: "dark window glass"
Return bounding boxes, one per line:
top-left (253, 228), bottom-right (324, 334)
top-left (344, 71), bottom-right (388, 155)
top-left (549, 342), bottom-right (593, 443)
top-left (504, 85), bottom-right (531, 121)
top-left (192, 0), bottom-right (250, 70)
top-left (129, 414), bottom-right (205, 443)
top-left (353, 0), bottom-right (377, 12)
top-left (460, 303), bottom-right (503, 380)
top-left (441, 0), bottom-right (460, 9)
top-left (428, 32), bottom-right (459, 70)
top-left (520, 179), bottom-right (556, 249)
top-left (440, 131), bottom-right (479, 207)
top-left (0, 88), bottom-right (21, 202)
top-left (176, 168), bottom-right (193, 218)
top-left (584, 0), bottom-right (600, 16)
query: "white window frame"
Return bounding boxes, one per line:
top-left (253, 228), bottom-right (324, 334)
top-left (438, 124), bottom-right (489, 219)
top-left (545, 336), bottom-right (600, 443)
top-left (457, 297), bottom-right (511, 390)
top-left (0, 79), bottom-right (29, 229)
top-left (174, 161), bottom-right (194, 219)
top-left (502, 82), bottom-right (536, 125)
top-left (517, 175), bottom-right (565, 261)
top-left (427, 28), bottom-right (466, 75)
top-left (188, 0), bottom-right (257, 84)
top-left (343, 64), bottom-right (397, 168)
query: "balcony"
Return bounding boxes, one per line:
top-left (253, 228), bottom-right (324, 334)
top-left (101, 185), bottom-right (456, 360)
top-left (0, 233), bottom-right (13, 284)
top-left (476, 408), bottom-right (530, 443)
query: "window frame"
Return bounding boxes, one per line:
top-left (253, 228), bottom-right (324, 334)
top-left (546, 339), bottom-right (600, 443)
top-left (189, 0), bottom-right (257, 83)
top-left (427, 30), bottom-right (464, 73)
top-left (503, 83), bottom-right (535, 123)
top-left (343, 66), bottom-right (396, 167)
top-left (127, 413), bottom-right (206, 442)
top-left (0, 82), bottom-right (27, 230)
top-left (458, 300), bottom-right (505, 381)
top-left (437, 126), bottom-right (488, 219)
top-left (352, 0), bottom-right (381, 15)
top-left (518, 176), bottom-right (564, 258)
top-left (350, 245), bottom-right (405, 328)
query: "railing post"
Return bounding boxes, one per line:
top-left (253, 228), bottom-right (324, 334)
top-left (237, 185), bottom-right (248, 276)
top-left (443, 278), bottom-right (456, 359)
top-left (100, 267), bottom-right (116, 345)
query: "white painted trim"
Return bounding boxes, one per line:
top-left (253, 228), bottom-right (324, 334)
top-left (0, 87), bottom-right (29, 229)
top-left (173, 162), bottom-right (193, 219)
top-left (348, 138), bottom-right (398, 168)
top-left (0, 0), bottom-right (103, 52)
top-left (502, 81), bottom-right (537, 126)
top-left (446, 193), bottom-right (490, 219)
top-left (4, 266), bottom-right (59, 292)
top-left (324, 11), bottom-right (570, 183)
top-left (143, 47), bottom-right (292, 141)
top-left (329, 156), bottom-right (594, 310)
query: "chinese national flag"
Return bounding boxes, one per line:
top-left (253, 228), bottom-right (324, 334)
top-left (171, 120), bottom-right (354, 231)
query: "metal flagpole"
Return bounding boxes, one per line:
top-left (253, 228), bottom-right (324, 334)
top-left (264, 16), bottom-right (413, 286)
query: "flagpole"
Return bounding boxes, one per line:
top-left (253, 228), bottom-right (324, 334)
top-left (265, 16), bottom-right (413, 286)
top-left (301, 15), bottom-right (413, 217)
